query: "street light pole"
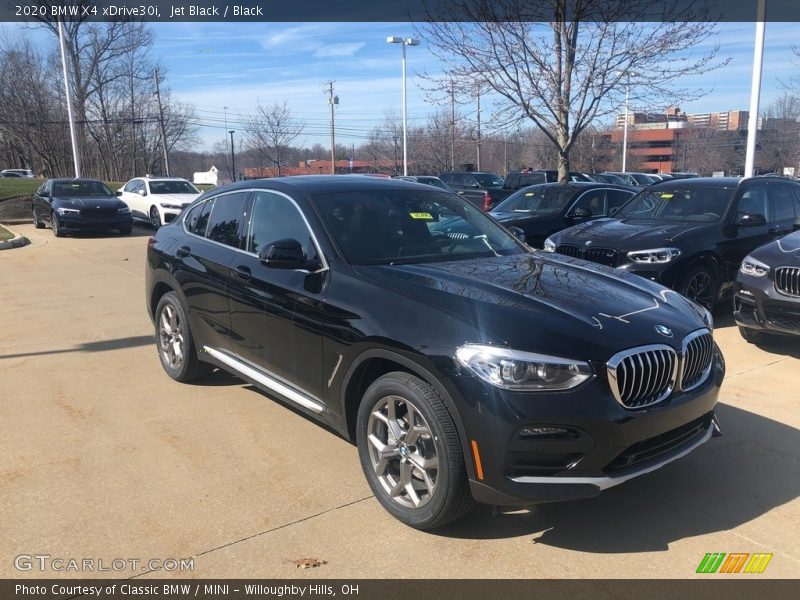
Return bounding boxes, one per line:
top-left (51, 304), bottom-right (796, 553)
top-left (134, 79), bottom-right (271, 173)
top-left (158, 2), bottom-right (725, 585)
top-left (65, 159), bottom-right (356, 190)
top-left (229, 130), bottom-right (235, 182)
top-left (58, 20), bottom-right (81, 178)
top-left (622, 76), bottom-right (631, 173)
top-left (387, 37), bottom-right (419, 176)
top-left (744, 0), bottom-right (767, 178)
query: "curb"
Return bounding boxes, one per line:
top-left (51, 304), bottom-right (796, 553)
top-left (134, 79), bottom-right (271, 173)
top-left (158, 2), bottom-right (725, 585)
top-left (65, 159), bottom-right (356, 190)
top-left (2, 218), bottom-right (33, 225)
top-left (0, 223), bottom-right (31, 250)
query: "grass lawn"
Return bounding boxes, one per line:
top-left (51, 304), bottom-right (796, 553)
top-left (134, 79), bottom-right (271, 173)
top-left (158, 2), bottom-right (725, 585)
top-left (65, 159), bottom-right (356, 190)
top-left (0, 224), bottom-right (14, 241)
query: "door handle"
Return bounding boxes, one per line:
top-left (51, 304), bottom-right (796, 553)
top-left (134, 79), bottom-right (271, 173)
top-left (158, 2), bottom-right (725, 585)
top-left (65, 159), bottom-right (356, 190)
top-left (233, 265), bottom-right (252, 280)
top-left (176, 246), bottom-right (191, 258)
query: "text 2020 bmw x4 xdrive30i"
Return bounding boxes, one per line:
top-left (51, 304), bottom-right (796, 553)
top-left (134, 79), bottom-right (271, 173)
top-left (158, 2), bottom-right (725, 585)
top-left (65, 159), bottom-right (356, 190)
top-left (145, 176), bottom-right (724, 529)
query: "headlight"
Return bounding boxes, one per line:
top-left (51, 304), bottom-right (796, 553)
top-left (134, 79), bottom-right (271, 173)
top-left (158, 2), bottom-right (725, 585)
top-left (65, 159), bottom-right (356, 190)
top-left (159, 203), bottom-right (181, 209)
top-left (740, 256), bottom-right (769, 277)
top-left (627, 247), bottom-right (681, 263)
top-left (543, 238), bottom-right (556, 252)
top-left (55, 207), bottom-right (80, 215)
top-left (118, 206), bottom-right (131, 215)
top-left (455, 344), bottom-right (593, 391)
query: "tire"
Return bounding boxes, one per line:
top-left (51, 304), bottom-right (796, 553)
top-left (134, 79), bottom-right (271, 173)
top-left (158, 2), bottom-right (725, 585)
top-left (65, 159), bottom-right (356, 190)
top-left (118, 226), bottom-right (132, 235)
top-left (154, 291), bottom-right (210, 382)
top-left (51, 212), bottom-right (64, 237)
top-left (356, 371), bottom-right (474, 530)
top-left (150, 206), bottom-right (162, 230)
top-left (33, 205), bottom-right (45, 228)
top-left (677, 264), bottom-right (718, 311)
top-left (739, 326), bottom-right (765, 344)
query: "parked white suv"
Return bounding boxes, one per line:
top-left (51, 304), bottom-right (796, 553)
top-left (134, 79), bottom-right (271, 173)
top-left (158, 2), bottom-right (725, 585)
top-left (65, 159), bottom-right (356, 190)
top-left (1, 169), bottom-right (34, 178)
top-left (117, 177), bottom-right (202, 229)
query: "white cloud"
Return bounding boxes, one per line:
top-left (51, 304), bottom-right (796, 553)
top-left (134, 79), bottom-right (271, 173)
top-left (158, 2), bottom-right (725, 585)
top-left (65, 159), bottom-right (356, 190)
top-left (313, 42), bottom-right (365, 58)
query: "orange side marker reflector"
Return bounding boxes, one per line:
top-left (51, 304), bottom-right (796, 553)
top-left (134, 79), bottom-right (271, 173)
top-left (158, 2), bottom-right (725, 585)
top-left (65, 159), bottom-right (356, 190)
top-left (470, 440), bottom-right (484, 480)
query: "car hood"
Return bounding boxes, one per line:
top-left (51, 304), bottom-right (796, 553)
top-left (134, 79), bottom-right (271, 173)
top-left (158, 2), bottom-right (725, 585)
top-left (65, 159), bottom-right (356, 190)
top-left (552, 218), bottom-right (716, 250)
top-left (750, 230), bottom-right (800, 263)
top-left (150, 193), bottom-right (200, 206)
top-left (53, 196), bottom-right (123, 208)
top-left (355, 253), bottom-right (709, 361)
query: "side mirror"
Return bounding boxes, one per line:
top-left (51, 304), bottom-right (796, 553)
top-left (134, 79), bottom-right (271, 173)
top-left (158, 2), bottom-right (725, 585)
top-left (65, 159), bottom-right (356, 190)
top-left (471, 182), bottom-right (480, 188)
top-left (736, 212), bottom-right (767, 227)
top-left (508, 226), bottom-right (527, 243)
top-left (259, 238), bottom-right (307, 269)
top-left (608, 207), bottom-right (620, 217)
top-left (39, 190), bottom-right (49, 198)
top-left (570, 207), bottom-right (593, 219)
top-left (115, 191), bottom-right (122, 197)
top-left (138, 189), bottom-right (147, 196)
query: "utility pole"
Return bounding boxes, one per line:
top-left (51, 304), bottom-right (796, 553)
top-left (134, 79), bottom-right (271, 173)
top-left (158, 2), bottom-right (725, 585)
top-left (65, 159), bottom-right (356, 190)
top-left (744, 0), bottom-right (767, 178)
top-left (229, 130), bottom-right (236, 182)
top-left (476, 88), bottom-right (481, 171)
top-left (58, 20), bottom-right (81, 178)
top-left (450, 82), bottom-right (456, 170)
top-left (153, 68), bottom-right (170, 176)
top-left (326, 81), bottom-right (337, 174)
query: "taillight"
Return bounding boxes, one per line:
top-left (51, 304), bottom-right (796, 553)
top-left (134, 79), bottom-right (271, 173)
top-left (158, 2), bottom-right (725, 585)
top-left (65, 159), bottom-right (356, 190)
top-left (147, 237), bottom-right (156, 249)
top-left (482, 191), bottom-right (492, 211)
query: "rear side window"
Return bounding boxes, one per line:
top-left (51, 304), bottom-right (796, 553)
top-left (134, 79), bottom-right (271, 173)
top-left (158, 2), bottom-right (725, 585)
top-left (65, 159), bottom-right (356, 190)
top-left (206, 192), bottom-right (248, 248)
top-left (185, 198), bottom-right (215, 236)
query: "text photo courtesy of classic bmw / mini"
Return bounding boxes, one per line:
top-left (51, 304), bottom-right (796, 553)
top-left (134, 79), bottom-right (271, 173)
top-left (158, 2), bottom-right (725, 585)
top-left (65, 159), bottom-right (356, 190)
top-left (1, 0), bottom-right (800, 590)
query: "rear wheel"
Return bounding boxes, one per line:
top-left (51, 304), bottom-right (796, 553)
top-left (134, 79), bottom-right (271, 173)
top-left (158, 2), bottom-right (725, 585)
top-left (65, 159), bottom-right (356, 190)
top-left (33, 206), bottom-right (45, 228)
top-left (155, 291), bottom-right (210, 382)
top-left (356, 372), bottom-right (473, 530)
top-left (678, 264), bottom-right (717, 310)
top-left (150, 206), bottom-right (162, 230)
top-left (739, 326), bottom-right (765, 344)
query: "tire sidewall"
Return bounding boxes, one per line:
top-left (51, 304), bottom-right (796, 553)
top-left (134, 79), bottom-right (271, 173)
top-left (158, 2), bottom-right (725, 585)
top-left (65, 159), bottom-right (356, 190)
top-left (155, 292), bottom-right (194, 381)
top-left (356, 375), bottom-right (455, 528)
top-left (150, 206), bottom-right (161, 230)
top-left (679, 264), bottom-right (717, 309)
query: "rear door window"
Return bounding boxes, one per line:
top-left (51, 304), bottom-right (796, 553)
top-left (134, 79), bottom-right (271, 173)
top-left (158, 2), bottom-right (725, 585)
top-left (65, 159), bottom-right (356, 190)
top-left (186, 198), bottom-right (215, 236)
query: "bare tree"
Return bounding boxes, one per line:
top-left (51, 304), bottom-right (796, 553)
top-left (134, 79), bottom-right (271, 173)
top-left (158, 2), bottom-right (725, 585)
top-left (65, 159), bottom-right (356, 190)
top-left (420, 0), bottom-right (727, 181)
top-left (241, 102), bottom-right (304, 176)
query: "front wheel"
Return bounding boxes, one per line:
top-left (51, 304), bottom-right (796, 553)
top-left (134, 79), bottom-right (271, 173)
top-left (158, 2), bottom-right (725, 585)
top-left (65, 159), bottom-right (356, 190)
top-left (51, 212), bottom-right (64, 237)
top-left (677, 264), bottom-right (718, 310)
top-left (150, 206), bottom-right (162, 230)
top-left (356, 372), bottom-right (473, 530)
top-left (155, 291), bottom-right (210, 382)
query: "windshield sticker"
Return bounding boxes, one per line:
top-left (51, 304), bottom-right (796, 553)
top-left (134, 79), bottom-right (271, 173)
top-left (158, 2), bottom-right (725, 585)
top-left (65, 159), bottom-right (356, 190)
top-left (659, 193), bottom-right (674, 199)
top-left (525, 193), bottom-right (535, 197)
top-left (409, 212), bottom-right (434, 220)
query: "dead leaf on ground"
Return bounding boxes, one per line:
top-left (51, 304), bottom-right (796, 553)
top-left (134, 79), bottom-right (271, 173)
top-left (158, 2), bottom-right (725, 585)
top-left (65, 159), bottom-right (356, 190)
top-left (288, 557), bottom-right (327, 569)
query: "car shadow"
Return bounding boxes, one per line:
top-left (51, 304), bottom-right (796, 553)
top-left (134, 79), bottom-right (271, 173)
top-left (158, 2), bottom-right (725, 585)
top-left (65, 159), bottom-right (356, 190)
top-left (58, 224), bottom-right (154, 239)
top-left (433, 403), bottom-right (800, 549)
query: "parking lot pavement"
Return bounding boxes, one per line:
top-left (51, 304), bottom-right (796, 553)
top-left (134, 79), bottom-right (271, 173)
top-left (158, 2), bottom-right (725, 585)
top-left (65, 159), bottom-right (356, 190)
top-left (1, 223), bottom-right (799, 579)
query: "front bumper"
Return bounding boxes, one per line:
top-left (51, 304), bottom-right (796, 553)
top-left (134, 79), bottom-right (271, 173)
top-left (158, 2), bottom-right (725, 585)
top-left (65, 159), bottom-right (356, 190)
top-left (451, 349), bottom-right (725, 506)
top-left (734, 275), bottom-right (800, 336)
top-left (58, 213), bottom-right (133, 230)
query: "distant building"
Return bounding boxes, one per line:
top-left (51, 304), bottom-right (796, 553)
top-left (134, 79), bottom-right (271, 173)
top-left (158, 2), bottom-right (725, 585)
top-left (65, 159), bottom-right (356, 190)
top-left (615, 107), bottom-right (749, 131)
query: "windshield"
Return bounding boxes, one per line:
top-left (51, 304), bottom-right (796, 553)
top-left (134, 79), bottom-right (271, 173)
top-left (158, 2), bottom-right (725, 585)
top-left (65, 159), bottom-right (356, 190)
top-left (417, 177), bottom-right (449, 190)
top-left (312, 190), bottom-right (526, 265)
top-left (53, 180), bottom-right (113, 197)
top-left (474, 173), bottom-right (503, 187)
top-left (631, 173), bottom-right (656, 185)
top-left (617, 186), bottom-right (735, 222)
top-left (149, 180), bottom-right (199, 194)
top-left (493, 185), bottom-right (576, 214)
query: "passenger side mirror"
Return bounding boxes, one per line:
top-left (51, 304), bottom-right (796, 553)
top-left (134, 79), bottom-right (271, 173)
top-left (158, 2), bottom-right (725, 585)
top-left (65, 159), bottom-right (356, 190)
top-left (736, 212), bottom-right (767, 227)
top-left (508, 226), bottom-right (527, 242)
top-left (570, 207), bottom-right (593, 219)
top-left (115, 191), bottom-right (122, 197)
top-left (259, 238), bottom-right (307, 269)
top-left (39, 190), bottom-right (49, 198)
top-left (138, 189), bottom-right (147, 196)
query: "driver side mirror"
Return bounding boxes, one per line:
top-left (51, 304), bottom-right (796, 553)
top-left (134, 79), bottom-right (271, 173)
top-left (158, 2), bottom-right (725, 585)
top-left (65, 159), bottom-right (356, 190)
top-left (508, 226), bottom-right (527, 242)
top-left (115, 191), bottom-right (122, 197)
top-left (138, 189), bottom-right (147, 196)
top-left (570, 207), bottom-right (593, 220)
top-left (39, 190), bottom-right (49, 198)
top-left (736, 212), bottom-right (767, 227)
top-left (259, 238), bottom-right (308, 269)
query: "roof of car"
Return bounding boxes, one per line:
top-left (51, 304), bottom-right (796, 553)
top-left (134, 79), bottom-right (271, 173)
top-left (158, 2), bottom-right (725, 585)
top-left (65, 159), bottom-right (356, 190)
top-left (514, 182), bottom-right (633, 191)
top-left (648, 176), bottom-right (753, 188)
top-left (49, 177), bottom-right (105, 183)
top-left (214, 175), bottom-right (433, 195)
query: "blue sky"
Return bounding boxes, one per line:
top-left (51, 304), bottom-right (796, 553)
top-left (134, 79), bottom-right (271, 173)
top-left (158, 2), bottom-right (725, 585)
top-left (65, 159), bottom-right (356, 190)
top-left (7, 21), bottom-right (799, 150)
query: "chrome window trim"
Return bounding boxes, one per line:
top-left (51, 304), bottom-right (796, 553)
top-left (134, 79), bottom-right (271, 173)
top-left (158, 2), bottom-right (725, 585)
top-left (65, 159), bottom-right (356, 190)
top-left (678, 328), bottom-right (714, 393)
top-left (180, 188), bottom-right (329, 275)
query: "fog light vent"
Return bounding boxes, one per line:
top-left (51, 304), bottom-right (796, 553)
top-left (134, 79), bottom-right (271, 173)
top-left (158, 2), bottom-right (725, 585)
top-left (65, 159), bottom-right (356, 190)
top-left (519, 426), bottom-right (570, 439)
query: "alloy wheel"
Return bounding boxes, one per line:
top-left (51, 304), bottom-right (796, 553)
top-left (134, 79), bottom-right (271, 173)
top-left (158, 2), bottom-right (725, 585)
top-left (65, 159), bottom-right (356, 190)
top-left (684, 271), bottom-right (714, 309)
top-left (150, 207), bottom-right (161, 230)
top-left (159, 303), bottom-right (184, 369)
top-left (366, 395), bottom-right (439, 509)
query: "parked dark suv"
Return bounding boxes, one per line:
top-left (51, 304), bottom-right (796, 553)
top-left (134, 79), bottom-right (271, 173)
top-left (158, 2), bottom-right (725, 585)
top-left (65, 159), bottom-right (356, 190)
top-left (439, 171), bottom-right (504, 210)
top-left (544, 177), bottom-right (800, 310)
top-left (146, 176), bottom-right (723, 529)
top-left (734, 229), bottom-right (800, 342)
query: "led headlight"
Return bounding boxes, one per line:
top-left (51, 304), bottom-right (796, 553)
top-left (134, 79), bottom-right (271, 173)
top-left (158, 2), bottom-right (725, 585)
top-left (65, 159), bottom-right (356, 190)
top-left (740, 256), bottom-right (769, 277)
top-left (543, 238), bottom-right (556, 252)
top-left (118, 206), bottom-right (131, 215)
top-left (160, 203), bottom-right (181, 209)
top-left (627, 247), bottom-right (681, 263)
top-left (55, 207), bottom-right (80, 215)
top-left (455, 344), bottom-right (593, 391)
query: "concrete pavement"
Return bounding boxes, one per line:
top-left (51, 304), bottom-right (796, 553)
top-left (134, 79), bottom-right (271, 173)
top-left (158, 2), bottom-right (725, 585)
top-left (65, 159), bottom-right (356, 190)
top-left (1, 223), bottom-right (798, 579)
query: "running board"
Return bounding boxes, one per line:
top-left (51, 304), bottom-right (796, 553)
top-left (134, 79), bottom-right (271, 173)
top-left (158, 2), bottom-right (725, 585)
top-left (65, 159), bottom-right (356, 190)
top-left (202, 346), bottom-right (325, 414)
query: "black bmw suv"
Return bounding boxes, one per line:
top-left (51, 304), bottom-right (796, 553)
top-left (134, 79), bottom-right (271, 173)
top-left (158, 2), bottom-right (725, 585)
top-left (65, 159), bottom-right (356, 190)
top-left (146, 176), bottom-right (723, 529)
top-left (543, 177), bottom-right (800, 310)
